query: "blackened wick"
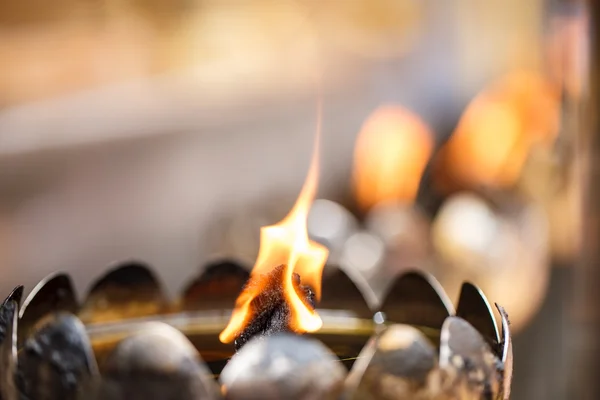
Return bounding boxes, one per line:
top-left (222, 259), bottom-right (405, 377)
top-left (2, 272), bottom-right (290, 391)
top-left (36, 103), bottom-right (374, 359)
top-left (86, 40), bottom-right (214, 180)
top-left (233, 265), bottom-right (316, 351)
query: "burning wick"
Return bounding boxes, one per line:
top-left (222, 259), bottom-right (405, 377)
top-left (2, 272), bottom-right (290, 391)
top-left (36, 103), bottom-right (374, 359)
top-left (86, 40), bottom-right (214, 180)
top-left (219, 109), bottom-right (329, 350)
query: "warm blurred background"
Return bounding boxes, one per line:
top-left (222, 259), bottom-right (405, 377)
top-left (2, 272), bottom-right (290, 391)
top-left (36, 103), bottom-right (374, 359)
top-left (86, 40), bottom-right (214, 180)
top-left (0, 0), bottom-right (589, 398)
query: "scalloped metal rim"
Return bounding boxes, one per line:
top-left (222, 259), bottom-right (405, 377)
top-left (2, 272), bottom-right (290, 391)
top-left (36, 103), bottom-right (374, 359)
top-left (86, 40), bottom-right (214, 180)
top-left (1, 260), bottom-right (513, 399)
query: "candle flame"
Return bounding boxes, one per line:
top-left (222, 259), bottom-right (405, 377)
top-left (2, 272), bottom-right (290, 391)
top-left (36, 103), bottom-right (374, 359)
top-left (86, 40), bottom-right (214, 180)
top-left (352, 105), bottom-right (434, 212)
top-left (435, 70), bottom-right (561, 190)
top-left (219, 109), bottom-right (329, 344)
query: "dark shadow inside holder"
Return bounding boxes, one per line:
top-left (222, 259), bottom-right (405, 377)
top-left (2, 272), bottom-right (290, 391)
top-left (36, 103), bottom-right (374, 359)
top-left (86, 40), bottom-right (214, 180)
top-left (380, 270), bottom-right (455, 345)
top-left (86, 260), bottom-right (376, 376)
top-left (320, 267), bottom-right (375, 320)
top-left (79, 261), bottom-right (167, 324)
top-left (180, 259), bottom-right (250, 311)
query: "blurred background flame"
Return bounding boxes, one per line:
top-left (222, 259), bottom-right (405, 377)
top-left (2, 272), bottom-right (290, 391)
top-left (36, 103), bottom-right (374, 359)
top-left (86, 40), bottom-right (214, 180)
top-left (434, 70), bottom-right (562, 191)
top-left (352, 105), bottom-right (434, 212)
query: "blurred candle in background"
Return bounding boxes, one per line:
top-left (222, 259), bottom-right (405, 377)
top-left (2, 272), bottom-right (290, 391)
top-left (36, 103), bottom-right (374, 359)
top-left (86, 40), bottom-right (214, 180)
top-left (352, 105), bottom-right (434, 213)
top-left (434, 70), bottom-right (561, 192)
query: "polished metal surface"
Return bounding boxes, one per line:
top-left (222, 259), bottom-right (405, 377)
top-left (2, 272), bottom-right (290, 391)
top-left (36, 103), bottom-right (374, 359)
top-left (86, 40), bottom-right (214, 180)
top-left (439, 316), bottom-right (503, 398)
top-left (97, 323), bottom-right (221, 400)
top-left (456, 282), bottom-right (500, 351)
top-left (18, 272), bottom-right (78, 348)
top-left (0, 288), bottom-right (19, 400)
top-left (496, 304), bottom-right (513, 400)
top-left (17, 313), bottom-right (99, 400)
top-left (220, 333), bottom-right (346, 400)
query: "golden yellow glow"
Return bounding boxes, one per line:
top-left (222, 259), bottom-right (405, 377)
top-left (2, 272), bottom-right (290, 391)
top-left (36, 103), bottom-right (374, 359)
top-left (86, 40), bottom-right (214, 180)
top-left (436, 70), bottom-right (560, 189)
top-left (219, 111), bottom-right (329, 344)
top-left (352, 105), bottom-right (434, 212)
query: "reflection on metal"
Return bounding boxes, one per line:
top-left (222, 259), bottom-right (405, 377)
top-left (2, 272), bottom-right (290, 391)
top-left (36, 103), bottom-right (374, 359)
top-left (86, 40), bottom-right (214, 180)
top-left (495, 303), bottom-right (513, 400)
top-left (17, 313), bottom-right (98, 400)
top-left (98, 322), bottom-right (220, 400)
top-left (456, 282), bottom-right (500, 351)
top-left (0, 286), bottom-right (23, 313)
top-left (18, 272), bottom-right (78, 348)
top-left (439, 316), bottom-right (503, 398)
top-left (220, 333), bottom-right (346, 400)
top-left (347, 314), bottom-right (509, 400)
top-left (0, 290), bottom-right (19, 400)
top-left (345, 324), bottom-right (437, 400)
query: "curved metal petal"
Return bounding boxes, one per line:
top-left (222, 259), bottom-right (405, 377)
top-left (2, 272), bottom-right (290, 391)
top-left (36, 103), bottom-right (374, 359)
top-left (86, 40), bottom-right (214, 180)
top-left (439, 316), bottom-right (502, 399)
top-left (1, 287), bottom-right (23, 310)
top-left (456, 282), bottom-right (500, 351)
top-left (80, 261), bottom-right (166, 324)
top-left (17, 313), bottom-right (99, 400)
top-left (345, 324), bottom-right (437, 400)
top-left (0, 297), bottom-right (18, 400)
top-left (97, 322), bottom-right (221, 400)
top-left (495, 303), bottom-right (513, 400)
top-left (18, 273), bottom-right (78, 347)
top-left (380, 270), bottom-right (455, 330)
top-left (180, 259), bottom-right (249, 311)
top-left (320, 267), bottom-right (376, 319)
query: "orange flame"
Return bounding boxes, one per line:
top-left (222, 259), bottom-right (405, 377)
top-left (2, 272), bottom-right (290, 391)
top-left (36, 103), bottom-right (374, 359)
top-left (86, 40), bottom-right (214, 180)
top-left (352, 105), bottom-right (434, 212)
top-left (434, 70), bottom-right (561, 190)
top-left (219, 111), bottom-right (329, 344)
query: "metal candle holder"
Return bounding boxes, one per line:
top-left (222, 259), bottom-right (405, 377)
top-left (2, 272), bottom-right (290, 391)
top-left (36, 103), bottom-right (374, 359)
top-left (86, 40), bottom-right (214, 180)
top-left (0, 260), bottom-right (513, 399)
